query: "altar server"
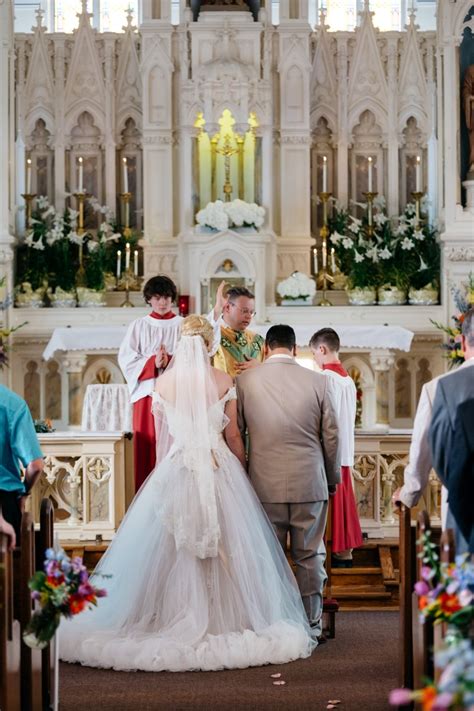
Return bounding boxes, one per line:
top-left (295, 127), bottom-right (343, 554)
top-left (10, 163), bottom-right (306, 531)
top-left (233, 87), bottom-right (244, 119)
top-left (310, 328), bottom-right (363, 566)
top-left (119, 275), bottom-right (221, 491)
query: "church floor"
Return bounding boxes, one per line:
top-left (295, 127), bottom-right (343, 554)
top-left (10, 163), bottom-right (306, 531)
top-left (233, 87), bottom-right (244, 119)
top-left (59, 610), bottom-right (397, 711)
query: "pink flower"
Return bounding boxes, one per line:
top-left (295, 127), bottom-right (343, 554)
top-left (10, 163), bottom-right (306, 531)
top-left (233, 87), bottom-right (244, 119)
top-left (389, 688), bottom-right (413, 705)
top-left (459, 588), bottom-right (473, 607)
top-left (414, 581), bottom-right (430, 596)
top-left (421, 566), bottom-right (435, 582)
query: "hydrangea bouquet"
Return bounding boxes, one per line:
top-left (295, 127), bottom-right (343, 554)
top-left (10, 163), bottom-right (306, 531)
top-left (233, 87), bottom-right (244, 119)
top-left (196, 199), bottom-right (265, 231)
top-left (277, 271), bottom-right (316, 302)
top-left (23, 547), bottom-right (107, 649)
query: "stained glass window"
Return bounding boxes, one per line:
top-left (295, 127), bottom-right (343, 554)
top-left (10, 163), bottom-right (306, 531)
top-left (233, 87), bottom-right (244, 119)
top-left (370, 0), bottom-right (402, 31)
top-left (54, 0), bottom-right (92, 32)
top-left (325, 0), bottom-right (358, 31)
top-left (100, 0), bottom-right (138, 31)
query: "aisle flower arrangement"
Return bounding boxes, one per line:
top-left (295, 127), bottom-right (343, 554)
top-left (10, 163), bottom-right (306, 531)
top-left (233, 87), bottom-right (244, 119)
top-left (389, 531), bottom-right (474, 711)
top-left (196, 199), bottom-right (265, 231)
top-left (432, 273), bottom-right (474, 367)
top-left (23, 547), bottom-right (107, 649)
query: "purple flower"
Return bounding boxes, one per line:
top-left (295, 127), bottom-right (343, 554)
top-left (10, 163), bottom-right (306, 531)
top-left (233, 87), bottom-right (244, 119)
top-left (414, 581), bottom-right (430, 596)
top-left (31, 591), bottom-right (41, 600)
top-left (432, 692), bottom-right (453, 710)
top-left (389, 688), bottom-right (413, 705)
top-left (421, 565), bottom-right (435, 581)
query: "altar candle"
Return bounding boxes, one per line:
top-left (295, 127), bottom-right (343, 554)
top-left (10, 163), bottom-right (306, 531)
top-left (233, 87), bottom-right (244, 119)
top-left (125, 242), bottom-right (130, 271)
top-left (331, 247), bottom-right (336, 274)
top-left (78, 156), bottom-right (84, 193)
top-left (134, 249), bottom-right (138, 276)
top-left (312, 247), bottom-right (318, 275)
top-left (322, 155), bottom-right (328, 193)
top-left (26, 158), bottom-right (32, 194)
top-left (116, 250), bottom-right (121, 278)
top-left (122, 157), bottom-right (129, 193)
top-left (322, 240), bottom-right (327, 269)
top-left (368, 156), bottom-right (373, 192)
top-left (416, 155), bottom-right (421, 192)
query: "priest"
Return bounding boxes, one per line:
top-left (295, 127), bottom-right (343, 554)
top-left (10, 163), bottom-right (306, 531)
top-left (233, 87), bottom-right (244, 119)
top-left (310, 327), bottom-right (363, 566)
top-left (119, 275), bottom-right (221, 491)
top-left (210, 285), bottom-right (264, 378)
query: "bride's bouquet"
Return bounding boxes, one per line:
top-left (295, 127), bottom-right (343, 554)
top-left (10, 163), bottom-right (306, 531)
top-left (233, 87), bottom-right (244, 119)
top-left (23, 547), bottom-right (107, 649)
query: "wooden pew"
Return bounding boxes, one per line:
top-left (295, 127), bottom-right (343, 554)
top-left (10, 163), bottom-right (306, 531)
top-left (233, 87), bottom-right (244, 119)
top-left (412, 511), bottom-right (434, 691)
top-left (323, 498), bottom-right (339, 639)
top-left (0, 533), bottom-right (21, 711)
top-left (35, 499), bottom-right (56, 711)
top-left (399, 503), bottom-right (416, 690)
top-left (18, 512), bottom-right (43, 711)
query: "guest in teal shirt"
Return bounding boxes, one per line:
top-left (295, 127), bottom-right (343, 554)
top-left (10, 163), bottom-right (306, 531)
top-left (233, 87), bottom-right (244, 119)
top-left (0, 384), bottom-right (44, 542)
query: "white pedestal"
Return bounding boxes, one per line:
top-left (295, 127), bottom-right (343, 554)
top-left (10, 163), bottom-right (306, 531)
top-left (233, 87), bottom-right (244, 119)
top-left (462, 179), bottom-right (474, 214)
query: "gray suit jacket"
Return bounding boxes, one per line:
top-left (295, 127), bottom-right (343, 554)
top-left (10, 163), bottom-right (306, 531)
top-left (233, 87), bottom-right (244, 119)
top-left (236, 356), bottom-right (341, 503)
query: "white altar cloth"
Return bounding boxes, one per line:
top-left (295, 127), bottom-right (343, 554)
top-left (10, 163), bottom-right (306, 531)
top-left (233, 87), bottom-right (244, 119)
top-left (82, 384), bottom-right (132, 432)
top-left (43, 323), bottom-right (414, 359)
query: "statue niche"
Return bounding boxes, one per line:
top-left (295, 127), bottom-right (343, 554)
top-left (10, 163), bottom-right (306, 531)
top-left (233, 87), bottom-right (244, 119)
top-left (463, 64), bottom-right (474, 176)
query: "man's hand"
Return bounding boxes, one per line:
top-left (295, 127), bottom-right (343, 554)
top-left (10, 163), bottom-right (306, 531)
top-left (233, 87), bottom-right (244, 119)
top-left (155, 345), bottom-right (168, 369)
top-left (0, 515), bottom-right (16, 550)
top-left (235, 356), bottom-right (261, 374)
top-left (391, 487), bottom-right (403, 515)
top-left (213, 280), bottom-right (228, 319)
top-left (328, 485), bottom-right (337, 497)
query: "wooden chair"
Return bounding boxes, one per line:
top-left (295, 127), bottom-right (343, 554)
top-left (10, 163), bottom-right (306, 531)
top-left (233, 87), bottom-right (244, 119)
top-left (0, 533), bottom-right (21, 711)
top-left (412, 511), bottom-right (434, 690)
top-left (35, 499), bottom-right (56, 711)
top-left (322, 498), bottom-right (339, 639)
top-left (399, 503), bottom-right (416, 690)
top-left (17, 512), bottom-right (43, 711)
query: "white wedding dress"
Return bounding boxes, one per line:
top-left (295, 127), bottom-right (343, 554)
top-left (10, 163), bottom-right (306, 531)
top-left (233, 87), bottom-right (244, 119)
top-left (60, 336), bottom-right (315, 672)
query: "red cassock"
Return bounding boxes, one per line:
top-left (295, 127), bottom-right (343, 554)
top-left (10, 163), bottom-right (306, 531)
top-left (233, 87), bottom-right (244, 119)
top-left (323, 362), bottom-right (363, 553)
top-left (132, 311), bottom-right (175, 491)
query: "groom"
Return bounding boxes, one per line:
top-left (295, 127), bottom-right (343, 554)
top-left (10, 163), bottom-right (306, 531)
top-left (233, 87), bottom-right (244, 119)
top-left (236, 324), bottom-right (340, 640)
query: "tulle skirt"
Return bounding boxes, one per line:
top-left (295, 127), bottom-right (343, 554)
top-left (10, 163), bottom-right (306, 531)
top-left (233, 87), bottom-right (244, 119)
top-left (59, 445), bottom-right (315, 672)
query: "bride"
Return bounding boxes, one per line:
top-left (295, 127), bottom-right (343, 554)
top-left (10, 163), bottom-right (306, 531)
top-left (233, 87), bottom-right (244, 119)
top-left (60, 315), bottom-right (315, 672)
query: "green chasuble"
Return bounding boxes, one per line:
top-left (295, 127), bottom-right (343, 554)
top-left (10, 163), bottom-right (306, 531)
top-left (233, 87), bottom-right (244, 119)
top-left (213, 325), bottom-right (264, 379)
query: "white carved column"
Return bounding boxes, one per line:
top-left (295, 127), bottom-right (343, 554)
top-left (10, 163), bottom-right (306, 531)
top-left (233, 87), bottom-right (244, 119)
top-left (336, 37), bottom-right (349, 207)
top-left (104, 38), bottom-right (116, 212)
top-left (15, 40), bottom-right (26, 235)
top-left (369, 350), bottom-right (395, 431)
top-left (61, 354), bottom-right (88, 428)
top-left (178, 127), bottom-right (194, 233)
top-left (53, 38), bottom-right (66, 212)
top-left (386, 38), bottom-right (399, 216)
top-left (261, 127), bottom-right (274, 230)
top-left (426, 40), bottom-right (438, 224)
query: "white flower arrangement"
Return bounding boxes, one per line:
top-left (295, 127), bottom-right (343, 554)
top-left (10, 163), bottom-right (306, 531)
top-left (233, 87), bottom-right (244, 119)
top-left (277, 271), bottom-right (316, 302)
top-left (196, 199), bottom-right (265, 231)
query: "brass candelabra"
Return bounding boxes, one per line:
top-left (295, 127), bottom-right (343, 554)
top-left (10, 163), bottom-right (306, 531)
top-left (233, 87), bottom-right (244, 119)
top-left (120, 192), bottom-right (132, 238)
top-left (316, 191), bottom-right (334, 306)
top-left (21, 193), bottom-right (37, 229)
top-left (117, 242), bottom-right (141, 307)
top-left (73, 191), bottom-right (89, 286)
top-left (362, 191), bottom-right (378, 237)
top-left (411, 191), bottom-right (425, 227)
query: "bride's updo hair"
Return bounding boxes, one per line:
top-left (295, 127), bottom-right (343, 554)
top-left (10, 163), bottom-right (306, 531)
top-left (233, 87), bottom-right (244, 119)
top-left (181, 315), bottom-right (214, 352)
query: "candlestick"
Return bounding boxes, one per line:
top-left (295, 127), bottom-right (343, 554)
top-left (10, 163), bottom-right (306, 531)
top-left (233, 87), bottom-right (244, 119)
top-left (411, 191), bottom-right (425, 227)
top-left (120, 192), bottom-right (132, 238)
top-left (78, 156), bottom-right (84, 193)
top-left (416, 155), bottom-right (421, 192)
top-left (21, 193), bottom-right (37, 229)
top-left (312, 247), bottom-right (318, 276)
top-left (316, 190), bottom-right (334, 306)
top-left (322, 155), bottom-right (328, 193)
top-left (134, 249), bottom-right (138, 277)
top-left (125, 242), bottom-right (130, 271)
top-left (26, 158), bottom-right (32, 194)
top-left (122, 157), bottom-right (129, 193)
top-left (368, 156), bottom-right (373, 193)
top-left (331, 247), bottom-right (336, 274)
top-left (362, 191), bottom-right (378, 237)
top-left (73, 191), bottom-right (89, 286)
top-left (117, 250), bottom-right (122, 279)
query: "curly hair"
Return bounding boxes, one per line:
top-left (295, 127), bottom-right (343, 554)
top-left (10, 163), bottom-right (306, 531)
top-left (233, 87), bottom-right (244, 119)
top-left (181, 315), bottom-right (214, 352)
top-left (143, 275), bottom-right (177, 304)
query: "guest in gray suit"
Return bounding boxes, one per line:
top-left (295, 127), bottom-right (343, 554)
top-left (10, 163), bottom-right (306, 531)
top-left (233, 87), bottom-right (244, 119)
top-left (237, 324), bottom-right (340, 639)
top-left (429, 307), bottom-right (474, 554)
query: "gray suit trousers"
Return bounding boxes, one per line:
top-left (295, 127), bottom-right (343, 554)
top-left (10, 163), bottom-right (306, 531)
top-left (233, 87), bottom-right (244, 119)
top-left (262, 500), bottom-right (328, 635)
